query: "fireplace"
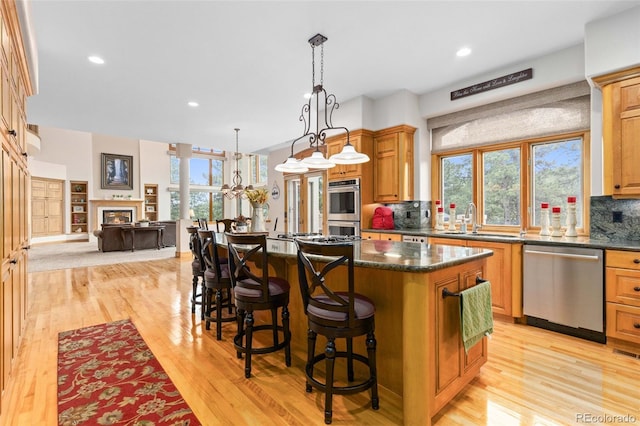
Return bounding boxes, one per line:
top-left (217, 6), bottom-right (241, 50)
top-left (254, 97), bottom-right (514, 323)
top-left (90, 199), bottom-right (144, 231)
top-left (103, 209), bottom-right (133, 224)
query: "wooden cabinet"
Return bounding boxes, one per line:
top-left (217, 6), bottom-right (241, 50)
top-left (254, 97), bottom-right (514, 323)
top-left (431, 259), bottom-right (486, 414)
top-left (605, 250), bottom-right (640, 352)
top-left (429, 236), bottom-right (523, 318)
top-left (144, 184), bottom-right (158, 221)
top-left (596, 68), bottom-right (640, 197)
top-left (325, 130), bottom-right (374, 181)
top-left (31, 178), bottom-right (63, 237)
top-left (360, 231), bottom-right (402, 241)
top-left (69, 180), bottom-right (88, 234)
top-left (1, 2), bottom-right (33, 414)
top-left (373, 125), bottom-right (415, 202)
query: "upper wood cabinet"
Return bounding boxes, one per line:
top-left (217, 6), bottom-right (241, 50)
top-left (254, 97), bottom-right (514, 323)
top-left (373, 125), bottom-right (416, 202)
top-left (325, 129), bottom-right (374, 181)
top-left (596, 68), bottom-right (640, 198)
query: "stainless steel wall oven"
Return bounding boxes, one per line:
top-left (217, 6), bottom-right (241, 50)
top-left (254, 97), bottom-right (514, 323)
top-left (327, 178), bottom-right (360, 222)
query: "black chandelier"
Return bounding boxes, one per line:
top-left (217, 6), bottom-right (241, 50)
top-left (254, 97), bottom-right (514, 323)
top-left (275, 33), bottom-right (370, 173)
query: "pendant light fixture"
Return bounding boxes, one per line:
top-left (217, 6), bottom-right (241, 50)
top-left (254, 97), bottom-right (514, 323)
top-left (275, 33), bottom-right (370, 173)
top-left (221, 128), bottom-right (253, 199)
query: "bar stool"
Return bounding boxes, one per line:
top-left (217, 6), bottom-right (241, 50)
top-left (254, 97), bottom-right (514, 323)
top-left (187, 225), bottom-right (204, 319)
top-left (225, 233), bottom-right (291, 378)
top-left (295, 240), bottom-right (379, 425)
top-left (198, 229), bottom-right (235, 340)
top-left (215, 219), bottom-right (236, 232)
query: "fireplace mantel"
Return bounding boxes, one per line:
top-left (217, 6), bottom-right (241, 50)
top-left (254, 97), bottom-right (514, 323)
top-left (90, 199), bottom-right (145, 231)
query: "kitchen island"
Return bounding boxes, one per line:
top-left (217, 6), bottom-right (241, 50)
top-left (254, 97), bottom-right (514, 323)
top-left (221, 235), bottom-right (493, 425)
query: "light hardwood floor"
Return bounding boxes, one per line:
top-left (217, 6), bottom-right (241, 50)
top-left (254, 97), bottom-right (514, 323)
top-left (1, 256), bottom-right (639, 425)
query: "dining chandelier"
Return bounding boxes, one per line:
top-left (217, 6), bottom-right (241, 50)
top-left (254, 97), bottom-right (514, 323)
top-left (221, 128), bottom-right (253, 199)
top-left (274, 33), bottom-right (370, 174)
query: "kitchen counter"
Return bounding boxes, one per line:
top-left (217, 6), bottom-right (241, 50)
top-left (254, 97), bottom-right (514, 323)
top-left (364, 227), bottom-right (640, 251)
top-left (219, 234), bottom-right (493, 425)
top-left (263, 236), bottom-right (492, 273)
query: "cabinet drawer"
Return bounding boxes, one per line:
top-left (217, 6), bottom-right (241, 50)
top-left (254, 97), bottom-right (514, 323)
top-left (606, 250), bottom-right (640, 270)
top-left (606, 303), bottom-right (640, 345)
top-left (606, 267), bottom-right (640, 306)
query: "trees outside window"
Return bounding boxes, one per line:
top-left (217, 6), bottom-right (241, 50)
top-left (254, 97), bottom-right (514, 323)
top-left (436, 132), bottom-right (587, 233)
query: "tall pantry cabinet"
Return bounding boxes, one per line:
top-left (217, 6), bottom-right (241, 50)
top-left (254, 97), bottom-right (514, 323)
top-left (0, 1), bottom-right (32, 415)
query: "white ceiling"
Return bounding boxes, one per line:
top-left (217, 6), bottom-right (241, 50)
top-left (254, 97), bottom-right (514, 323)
top-left (24, 0), bottom-right (640, 154)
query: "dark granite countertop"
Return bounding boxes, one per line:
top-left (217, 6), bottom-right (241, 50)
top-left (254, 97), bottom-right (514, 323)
top-left (362, 228), bottom-right (640, 251)
top-left (219, 234), bottom-right (493, 273)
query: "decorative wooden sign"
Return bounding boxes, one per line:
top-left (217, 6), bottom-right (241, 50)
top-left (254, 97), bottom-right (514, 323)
top-left (451, 68), bottom-right (533, 100)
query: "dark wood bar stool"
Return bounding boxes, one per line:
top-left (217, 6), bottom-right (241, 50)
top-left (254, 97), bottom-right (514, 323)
top-left (295, 240), bottom-right (379, 425)
top-left (225, 233), bottom-right (291, 378)
top-left (187, 225), bottom-right (204, 319)
top-left (198, 230), bottom-right (234, 340)
top-left (215, 219), bottom-right (236, 232)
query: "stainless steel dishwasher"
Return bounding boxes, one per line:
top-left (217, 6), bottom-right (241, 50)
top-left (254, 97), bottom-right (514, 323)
top-left (523, 244), bottom-right (605, 343)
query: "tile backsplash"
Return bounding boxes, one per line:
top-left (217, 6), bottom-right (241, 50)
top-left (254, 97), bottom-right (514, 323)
top-left (382, 201), bottom-right (432, 229)
top-left (590, 195), bottom-right (640, 241)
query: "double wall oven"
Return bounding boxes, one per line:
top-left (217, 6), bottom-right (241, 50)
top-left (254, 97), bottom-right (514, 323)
top-left (327, 178), bottom-right (361, 236)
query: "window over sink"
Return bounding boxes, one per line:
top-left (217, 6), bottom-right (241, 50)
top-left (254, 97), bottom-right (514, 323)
top-left (434, 131), bottom-right (589, 234)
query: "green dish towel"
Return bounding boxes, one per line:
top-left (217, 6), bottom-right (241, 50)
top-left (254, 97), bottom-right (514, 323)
top-left (459, 281), bottom-right (494, 353)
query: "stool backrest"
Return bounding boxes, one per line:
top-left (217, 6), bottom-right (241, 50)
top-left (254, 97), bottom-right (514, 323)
top-left (189, 227), bottom-right (205, 272)
top-left (216, 219), bottom-right (236, 232)
top-left (225, 233), bottom-right (270, 303)
top-left (198, 229), bottom-right (224, 278)
top-left (295, 240), bottom-right (355, 327)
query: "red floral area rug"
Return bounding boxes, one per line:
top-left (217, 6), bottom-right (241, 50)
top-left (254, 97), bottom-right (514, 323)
top-left (57, 319), bottom-right (201, 425)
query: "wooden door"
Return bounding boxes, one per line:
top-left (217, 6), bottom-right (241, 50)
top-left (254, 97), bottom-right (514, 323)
top-left (373, 133), bottom-right (399, 202)
top-left (612, 77), bottom-right (640, 196)
top-left (31, 178), bottom-right (63, 237)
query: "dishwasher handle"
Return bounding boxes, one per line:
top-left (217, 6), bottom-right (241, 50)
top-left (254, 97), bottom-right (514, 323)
top-left (524, 249), bottom-right (601, 261)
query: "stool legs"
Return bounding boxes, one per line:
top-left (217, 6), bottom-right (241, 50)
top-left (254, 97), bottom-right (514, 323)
top-left (191, 275), bottom-right (198, 313)
top-left (282, 306), bottom-right (291, 367)
top-left (244, 311), bottom-right (254, 378)
top-left (367, 332), bottom-right (380, 410)
top-left (306, 329), bottom-right (317, 393)
top-left (324, 338), bottom-right (337, 424)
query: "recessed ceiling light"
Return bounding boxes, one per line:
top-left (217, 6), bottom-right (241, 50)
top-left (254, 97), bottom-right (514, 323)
top-left (456, 47), bottom-right (472, 57)
top-left (88, 55), bottom-right (105, 65)
top-left (188, 101), bottom-right (199, 107)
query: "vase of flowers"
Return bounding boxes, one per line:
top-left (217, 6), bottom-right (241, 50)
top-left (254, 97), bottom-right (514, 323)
top-left (245, 188), bottom-right (269, 232)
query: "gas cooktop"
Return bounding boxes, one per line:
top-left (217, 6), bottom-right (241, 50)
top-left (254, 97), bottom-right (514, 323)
top-left (275, 233), bottom-right (362, 243)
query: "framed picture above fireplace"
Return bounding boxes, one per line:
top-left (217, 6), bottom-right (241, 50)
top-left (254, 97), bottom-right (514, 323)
top-left (101, 153), bottom-right (133, 190)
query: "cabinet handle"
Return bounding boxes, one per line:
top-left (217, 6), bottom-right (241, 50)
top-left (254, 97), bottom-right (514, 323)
top-left (8, 129), bottom-right (16, 136)
top-left (614, 184), bottom-right (621, 189)
top-left (634, 259), bottom-right (640, 264)
top-left (634, 323), bottom-right (640, 329)
top-left (10, 259), bottom-right (17, 264)
top-left (634, 287), bottom-right (640, 292)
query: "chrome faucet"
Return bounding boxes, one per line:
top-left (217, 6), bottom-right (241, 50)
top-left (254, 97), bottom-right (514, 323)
top-left (466, 202), bottom-right (481, 234)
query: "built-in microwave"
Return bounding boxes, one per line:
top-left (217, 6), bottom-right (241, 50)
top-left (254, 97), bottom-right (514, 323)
top-left (327, 178), bottom-right (360, 222)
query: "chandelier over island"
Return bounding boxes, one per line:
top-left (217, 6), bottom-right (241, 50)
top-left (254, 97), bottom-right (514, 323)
top-left (221, 128), bottom-right (254, 199)
top-left (275, 33), bottom-right (370, 174)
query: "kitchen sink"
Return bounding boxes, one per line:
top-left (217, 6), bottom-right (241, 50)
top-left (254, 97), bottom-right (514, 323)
top-left (440, 231), bottom-right (520, 239)
top-left (469, 233), bottom-right (520, 239)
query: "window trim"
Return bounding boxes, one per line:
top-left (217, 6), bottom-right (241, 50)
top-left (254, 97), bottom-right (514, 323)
top-left (431, 130), bottom-right (590, 235)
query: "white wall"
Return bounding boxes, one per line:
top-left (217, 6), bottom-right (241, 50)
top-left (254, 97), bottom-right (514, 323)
top-left (29, 127), bottom-right (172, 241)
top-left (139, 139), bottom-right (172, 220)
top-left (585, 6), bottom-right (640, 79)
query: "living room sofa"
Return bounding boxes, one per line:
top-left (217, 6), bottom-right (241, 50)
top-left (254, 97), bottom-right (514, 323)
top-left (93, 221), bottom-right (177, 252)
